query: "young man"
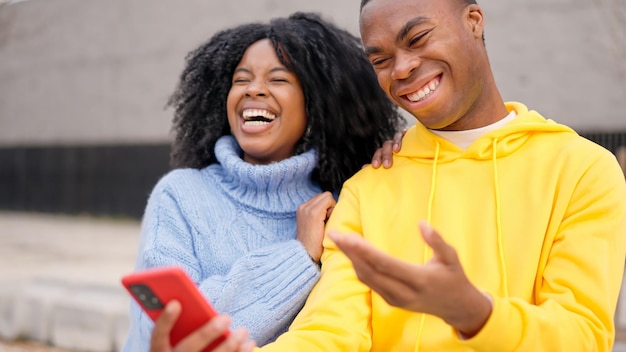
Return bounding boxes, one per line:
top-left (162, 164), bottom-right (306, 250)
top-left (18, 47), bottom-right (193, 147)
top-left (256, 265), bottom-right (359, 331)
top-left (150, 0), bottom-right (626, 350)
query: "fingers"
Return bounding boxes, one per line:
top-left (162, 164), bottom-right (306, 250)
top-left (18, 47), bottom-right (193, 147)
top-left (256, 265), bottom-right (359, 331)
top-left (368, 129), bottom-right (407, 169)
top-left (380, 140), bottom-right (395, 168)
top-left (370, 133), bottom-right (402, 169)
top-left (327, 230), bottom-right (361, 252)
top-left (241, 340), bottom-right (257, 352)
top-left (328, 231), bottom-right (400, 278)
top-left (297, 192), bottom-right (336, 222)
top-left (328, 231), bottom-right (417, 307)
top-left (393, 130), bottom-right (405, 152)
top-left (150, 300), bottom-right (182, 352)
top-left (299, 192), bottom-right (335, 212)
top-left (327, 231), bottom-right (368, 271)
top-left (326, 205), bottom-right (334, 220)
top-left (329, 231), bottom-right (383, 279)
top-left (369, 147), bottom-right (383, 168)
top-left (297, 192), bottom-right (336, 263)
top-left (173, 315), bottom-right (233, 352)
top-left (418, 221), bottom-right (459, 265)
top-left (210, 327), bottom-right (256, 352)
top-left (317, 192), bottom-right (337, 214)
top-left (381, 129), bottom-right (408, 168)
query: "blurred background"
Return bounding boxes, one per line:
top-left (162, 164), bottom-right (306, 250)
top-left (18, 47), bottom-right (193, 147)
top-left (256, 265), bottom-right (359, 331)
top-left (1, 0), bottom-right (625, 219)
top-left (0, 0), bottom-right (625, 351)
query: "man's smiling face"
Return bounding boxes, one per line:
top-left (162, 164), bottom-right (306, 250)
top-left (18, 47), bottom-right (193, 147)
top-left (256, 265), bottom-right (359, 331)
top-left (360, 0), bottom-right (489, 131)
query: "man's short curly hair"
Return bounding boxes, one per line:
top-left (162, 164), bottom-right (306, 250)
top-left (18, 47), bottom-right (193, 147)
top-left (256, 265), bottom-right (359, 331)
top-left (168, 12), bottom-right (404, 192)
top-left (361, 0), bottom-right (477, 10)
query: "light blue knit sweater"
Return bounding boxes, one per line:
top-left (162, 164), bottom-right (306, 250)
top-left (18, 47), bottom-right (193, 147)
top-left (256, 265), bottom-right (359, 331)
top-left (123, 136), bottom-right (322, 351)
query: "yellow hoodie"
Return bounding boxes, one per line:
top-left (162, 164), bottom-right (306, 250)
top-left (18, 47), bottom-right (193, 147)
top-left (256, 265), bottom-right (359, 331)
top-left (261, 102), bottom-right (626, 351)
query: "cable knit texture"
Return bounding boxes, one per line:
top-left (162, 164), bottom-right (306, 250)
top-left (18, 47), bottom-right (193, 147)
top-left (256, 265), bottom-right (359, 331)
top-left (123, 135), bottom-right (322, 351)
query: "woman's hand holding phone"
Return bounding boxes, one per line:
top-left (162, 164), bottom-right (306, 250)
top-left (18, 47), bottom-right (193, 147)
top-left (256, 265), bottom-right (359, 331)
top-left (122, 266), bottom-right (256, 352)
top-left (150, 301), bottom-right (256, 352)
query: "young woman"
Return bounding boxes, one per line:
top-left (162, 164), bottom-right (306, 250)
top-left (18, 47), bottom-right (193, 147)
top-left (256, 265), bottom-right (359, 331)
top-left (122, 12), bottom-right (404, 351)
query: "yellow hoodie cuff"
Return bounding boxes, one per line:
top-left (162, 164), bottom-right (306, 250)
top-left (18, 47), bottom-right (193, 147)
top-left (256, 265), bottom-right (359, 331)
top-left (458, 294), bottom-right (523, 350)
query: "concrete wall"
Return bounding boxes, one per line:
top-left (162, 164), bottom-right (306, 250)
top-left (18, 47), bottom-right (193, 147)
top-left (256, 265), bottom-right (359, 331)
top-left (0, 0), bottom-right (363, 146)
top-left (0, 0), bottom-right (625, 147)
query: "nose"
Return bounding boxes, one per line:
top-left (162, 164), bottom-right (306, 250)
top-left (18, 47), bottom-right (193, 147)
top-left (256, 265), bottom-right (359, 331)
top-left (245, 79), bottom-right (269, 97)
top-left (390, 51), bottom-right (420, 81)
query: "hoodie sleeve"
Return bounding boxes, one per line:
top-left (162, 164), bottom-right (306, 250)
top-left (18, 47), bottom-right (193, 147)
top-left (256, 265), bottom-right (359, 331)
top-left (462, 148), bottom-right (626, 351)
top-left (123, 178), bottom-right (321, 351)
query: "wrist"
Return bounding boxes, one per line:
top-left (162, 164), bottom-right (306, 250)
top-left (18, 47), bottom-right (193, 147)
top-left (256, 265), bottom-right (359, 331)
top-left (447, 291), bottom-right (492, 338)
top-left (308, 254), bottom-right (321, 268)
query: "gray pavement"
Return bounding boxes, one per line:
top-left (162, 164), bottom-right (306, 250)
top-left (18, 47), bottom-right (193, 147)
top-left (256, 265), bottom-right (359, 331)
top-left (0, 340), bottom-right (68, 352)
top-left (0, 211), bottom-right (625, 352)
top-left (0, 212), bottom-right (140, 352)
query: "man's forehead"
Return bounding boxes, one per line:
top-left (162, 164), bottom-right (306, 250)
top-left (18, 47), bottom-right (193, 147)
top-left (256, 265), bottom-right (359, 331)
top-left (360, 0), bottom-right (457, 16)
top-left (360, 0), bottom-right (431, 28)
top-left (360, 0), bottom-right (458, 31)
top-left (361, 0), bottom-right (428, 22)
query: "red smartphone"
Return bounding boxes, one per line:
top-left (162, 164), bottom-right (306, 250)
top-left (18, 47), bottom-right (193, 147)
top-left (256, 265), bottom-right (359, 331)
top-left (121, 266), bottom-right (229, 351)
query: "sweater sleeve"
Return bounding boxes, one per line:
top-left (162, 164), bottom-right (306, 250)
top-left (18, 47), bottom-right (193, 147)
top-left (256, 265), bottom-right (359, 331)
top-left (261, 183), bottom-right (373, 352)
top-left (124, 177), bottom-right (321, 351)
top-left (195, 239), bottom-right (320, 345)
top-left (462, 150), bottom-right (626, 351)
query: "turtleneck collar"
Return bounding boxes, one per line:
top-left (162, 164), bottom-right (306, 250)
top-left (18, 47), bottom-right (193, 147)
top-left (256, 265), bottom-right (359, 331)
top-left (207, 135), bottom-right (321, 214)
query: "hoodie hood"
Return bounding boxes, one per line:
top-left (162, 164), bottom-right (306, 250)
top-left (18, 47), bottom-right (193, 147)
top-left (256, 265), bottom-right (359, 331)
top-left (395, 102), bottom-right (578, 315)
top-left (397, 102), bottom-right (577, 162)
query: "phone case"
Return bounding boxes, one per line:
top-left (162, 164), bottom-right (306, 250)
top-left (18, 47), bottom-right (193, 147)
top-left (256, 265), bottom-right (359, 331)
top-left (121, 266), bottom-right (229, 351)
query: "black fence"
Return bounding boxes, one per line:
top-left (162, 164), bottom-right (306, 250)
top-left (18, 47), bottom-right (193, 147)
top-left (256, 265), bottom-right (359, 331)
top-left (0, 130), bottom-right (625, 220)
top-left (580, 131), bottom-right (626, 156)
top-left (0, 144), bottom-right (171, 219)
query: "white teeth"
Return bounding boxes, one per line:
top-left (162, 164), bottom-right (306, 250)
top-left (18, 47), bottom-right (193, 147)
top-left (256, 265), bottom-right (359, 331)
top-left (407, 78), bottom-right (440, 102)
top-left (243, 120), bottom-right (271, 126)
top-left (242, 109), bottom-right (276, 120)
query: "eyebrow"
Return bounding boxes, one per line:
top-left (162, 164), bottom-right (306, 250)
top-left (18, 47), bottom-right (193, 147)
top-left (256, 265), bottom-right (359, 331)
top-left (397, 16), bottom-right (429, 43)
top-left (364, 16), bottom-right (430, 56)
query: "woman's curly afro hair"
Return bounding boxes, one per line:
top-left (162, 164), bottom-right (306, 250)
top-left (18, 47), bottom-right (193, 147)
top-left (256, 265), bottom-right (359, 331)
top-left (168, 12), bottom-right (404, 193)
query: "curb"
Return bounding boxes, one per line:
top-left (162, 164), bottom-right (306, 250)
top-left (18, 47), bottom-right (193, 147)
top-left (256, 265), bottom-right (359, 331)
top-left (0, 278), bottom-right (129, 352)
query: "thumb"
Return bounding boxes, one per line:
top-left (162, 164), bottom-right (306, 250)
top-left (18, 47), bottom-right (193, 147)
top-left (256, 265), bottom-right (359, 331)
top-left (419, 221), bottom-right (458, 265)
top-left (150, 300), bottom-right (181, 350)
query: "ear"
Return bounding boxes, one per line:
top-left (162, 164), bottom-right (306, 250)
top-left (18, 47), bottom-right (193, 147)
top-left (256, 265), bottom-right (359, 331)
top-left (466, 4), bottom-right (484, 41)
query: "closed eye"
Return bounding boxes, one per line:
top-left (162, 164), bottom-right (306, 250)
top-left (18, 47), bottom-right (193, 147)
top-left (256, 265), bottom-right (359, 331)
top-left (371, 57), bottom-right (390, 67)
top-left (409, 30), bottom-right (432, 47)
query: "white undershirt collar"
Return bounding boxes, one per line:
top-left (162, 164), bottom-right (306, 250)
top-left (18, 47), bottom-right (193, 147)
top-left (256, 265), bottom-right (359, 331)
top-left (429, 111), bottom-right (517, 150)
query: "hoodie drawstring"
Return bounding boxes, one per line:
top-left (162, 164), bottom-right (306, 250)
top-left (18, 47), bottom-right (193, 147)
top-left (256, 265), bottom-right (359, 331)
top-left (426, 141), bottom-right (440, 227)
top-left (414, 139), bottom-right (509, 352)
top-left (414, 141), bottom-right (440, 352)
top-left (492, 138), bottom-right (509, 298)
